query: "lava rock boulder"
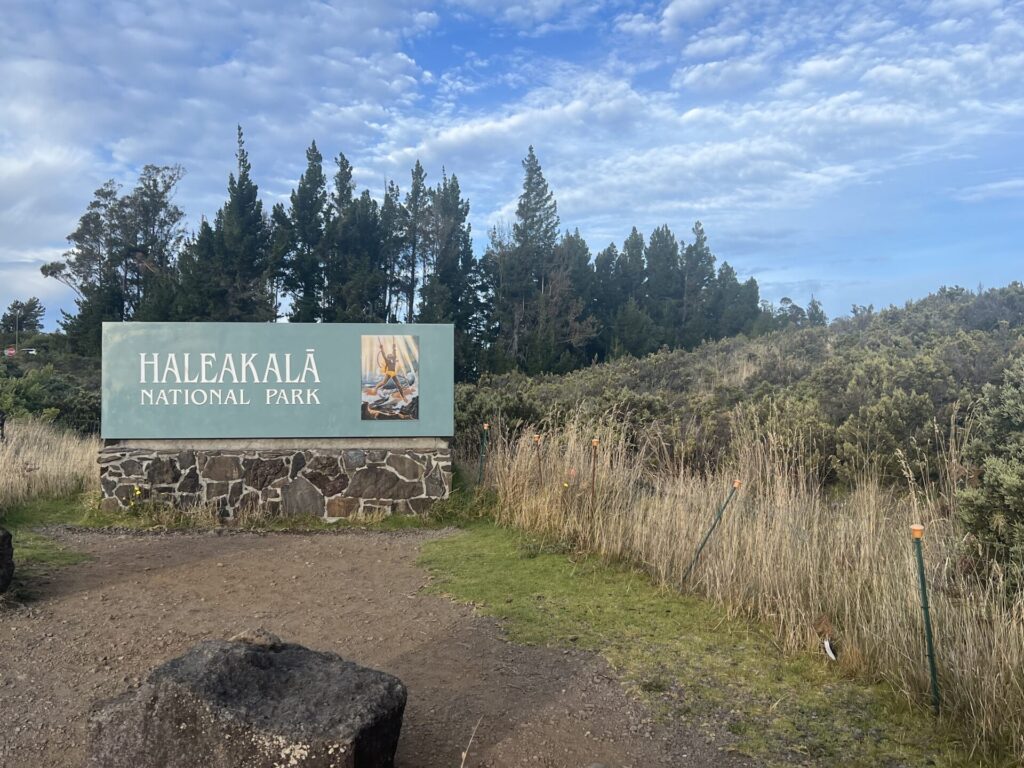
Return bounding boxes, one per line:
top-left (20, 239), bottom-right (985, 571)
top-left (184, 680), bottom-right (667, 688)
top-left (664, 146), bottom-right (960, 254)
top-left (87, 629), bottom-right (407, 768)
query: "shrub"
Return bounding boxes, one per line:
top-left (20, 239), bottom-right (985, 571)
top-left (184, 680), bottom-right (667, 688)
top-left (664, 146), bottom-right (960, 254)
top-left (959, 355), bottom-right (1024, 591)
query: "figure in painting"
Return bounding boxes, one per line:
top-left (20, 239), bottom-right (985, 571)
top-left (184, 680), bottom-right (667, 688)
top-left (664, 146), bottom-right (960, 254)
top-left (361, 335), bottom-right (419, 420)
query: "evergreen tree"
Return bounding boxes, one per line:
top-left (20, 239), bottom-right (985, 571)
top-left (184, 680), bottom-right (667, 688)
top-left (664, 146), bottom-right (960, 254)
top-left (512, 146), bottom-right (559, 289)
top-left (174, 129), bottom-right (274, 321)
top-left (518, 229), bottom-right (598, 374)
top-left (615, 227), bottom-right (646, 306)
top-left (644, 225), bottom-right (681, 344)
top-left (378, 180), bottom-right (405, 321)
top-left (267, 202), bottom-right (292, 317)
top-left (175, 218), bottom-right (222, 320)
top-left (611, 297), bottom-right (658, 358)
top-left (329, 190), bottom-right (387, 322)
top-left (711, 262), bottom-right (760, 338)
top-left (401, 160), bottom-right (429, 321)
top-left (592, 243), bottom-right (621, 360)
top-left (1, 297), bottom-right (45, 335)
top-left (220, 128), bottom-right (274, 320)
top-left (281, 142), bottom-right (328, 322)
top-left (322, 152), bottom-right (357, 322)
top-left (485, 147), bottom-right (586, 373)
top-left (679, 221), bottom-right (716, 347)
top-left (807, 296), bottom-right (828, 327)
top-left (478, 225), bottom-right (517, 372)
top-left (419, 172), bottom-right (482, 379)
top-left (553, 229), bottom-right (595, 312)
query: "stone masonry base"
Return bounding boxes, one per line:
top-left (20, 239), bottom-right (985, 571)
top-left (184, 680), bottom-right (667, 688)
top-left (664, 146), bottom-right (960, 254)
top-left (99, 441), bottom-right (452, 520)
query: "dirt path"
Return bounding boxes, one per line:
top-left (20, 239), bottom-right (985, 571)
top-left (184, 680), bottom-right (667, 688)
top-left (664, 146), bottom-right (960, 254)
top-left (0, 529), bottom-right (752, 768)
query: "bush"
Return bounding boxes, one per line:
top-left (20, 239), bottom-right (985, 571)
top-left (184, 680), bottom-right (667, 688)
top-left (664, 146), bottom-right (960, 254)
top-left (959, 355), bottom-right (1024, 590)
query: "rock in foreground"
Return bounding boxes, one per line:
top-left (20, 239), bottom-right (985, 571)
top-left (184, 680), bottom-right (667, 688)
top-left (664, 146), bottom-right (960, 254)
top-left (87, 630), bottom-right (407, 768)
top-left (0, 526), bottom-right (13, 593)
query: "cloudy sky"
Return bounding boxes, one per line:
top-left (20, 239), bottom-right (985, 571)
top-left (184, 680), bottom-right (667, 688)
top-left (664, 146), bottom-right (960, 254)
top-left (2, 0), bottom-right (1022, 328)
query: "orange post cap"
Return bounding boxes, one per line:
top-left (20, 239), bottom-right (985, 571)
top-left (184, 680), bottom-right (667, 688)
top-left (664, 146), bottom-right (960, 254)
top-left (910, 524), bottom-right (925, 540)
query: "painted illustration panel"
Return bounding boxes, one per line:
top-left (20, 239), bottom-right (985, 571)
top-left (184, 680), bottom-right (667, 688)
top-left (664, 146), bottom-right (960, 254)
top-left (360, 335), bottom-right (419, 420)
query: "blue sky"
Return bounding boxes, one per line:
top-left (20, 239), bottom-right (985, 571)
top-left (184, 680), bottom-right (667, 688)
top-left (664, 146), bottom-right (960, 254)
top-left (1, 0), bottom-right (1022, 328)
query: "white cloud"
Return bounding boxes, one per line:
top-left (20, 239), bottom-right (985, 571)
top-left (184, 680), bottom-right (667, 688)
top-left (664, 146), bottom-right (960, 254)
top-left (955, 178), bottom-right (1024, 201)
top-left (445, 0), bottom-right (606, 32)
top-left (615, 12), bottom-right (659, 36)
top-left (662, 0), bottom-right (722, 32)
top-left (673, 56), bottom-right (768, 90)
top-left (683, 33), bottom-right (749, 59)
top-left (927, 0), bottom-right (1001, 16)
top-left (794, 53), bottom-right (855, 79)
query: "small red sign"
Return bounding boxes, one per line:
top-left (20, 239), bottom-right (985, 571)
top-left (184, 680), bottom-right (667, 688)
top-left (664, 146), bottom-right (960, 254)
top-left (4, 346), bottom-right (14, 358)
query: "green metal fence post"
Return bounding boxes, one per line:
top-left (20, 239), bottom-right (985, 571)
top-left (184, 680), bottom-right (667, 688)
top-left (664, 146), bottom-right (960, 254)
top-left (590, 438), bottom-right (599, 510)
top-left (911, 523), bottom-right (941, 716)
top-left (681, 479), bottom-right (742, 583)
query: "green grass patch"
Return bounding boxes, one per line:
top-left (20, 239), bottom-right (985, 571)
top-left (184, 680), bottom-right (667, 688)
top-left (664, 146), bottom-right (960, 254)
top-left (2, 496), bottom-right (90, 601)
top-left (420, 522), bottom-right (988, 767)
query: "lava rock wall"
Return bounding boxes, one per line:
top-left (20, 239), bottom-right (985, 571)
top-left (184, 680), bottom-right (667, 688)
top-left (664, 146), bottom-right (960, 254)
top-left (99, 445), bottom-right (451, 519)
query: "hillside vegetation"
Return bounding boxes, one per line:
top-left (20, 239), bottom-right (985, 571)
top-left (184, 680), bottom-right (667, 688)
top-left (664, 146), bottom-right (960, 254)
top-left (459, 283), bottom-right (1024, 483)
top-left (459, 284), bottom-right (1024, 762)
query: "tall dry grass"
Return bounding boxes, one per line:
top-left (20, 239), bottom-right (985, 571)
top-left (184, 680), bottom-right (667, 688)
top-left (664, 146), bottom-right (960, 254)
top-left (0, 419), bottom-right (99, 515)
top-left (483, 411), bottom-right (1024, 762)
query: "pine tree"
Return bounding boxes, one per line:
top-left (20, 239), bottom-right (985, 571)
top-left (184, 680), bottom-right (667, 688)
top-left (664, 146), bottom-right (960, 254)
top-left (478, 225), bottom-right (517, 372)
top-left (330, 190), bottom-right (387, 322)
top-left (512, 146), bottom-right (559, 289)
top-left (807, 296), bottom-right (828, 327)
top-left (644, 225), bottom-right (681, 344)
top-left (219, 127), bottom-right (274, 320)
top-left (611, 297), bottom-right (658, 358)
top-left (173, 129), bottom-right (274, 321)
top-left (281, 142), bottom-right (328, 322)
top-left (322, 152), bottom-right (357, 321)
top-left (379, 180), bottom-right (405, 321)
top-left (616, 227), bottom-right (646, 305)
top-left (175, 218), bottom-right (223, 320)
top-left (679, 221), bottom-right (716, 347)
top-left (486, 147), bottom-right (574, 372)
top-left (553, 229), bottom-right (595, 311)
top-left (268, 202), bottom-right (292, 317)
top-left (710, 262), bottom-right (760, 338)
top-left (1, 297), bottom-right (45, 335)
top-left (401, 160), bottom-right (429, 322)
top-left (592, 243), bottom-right (621, 360)
top-left (419, 173), bottom-right (483, 379)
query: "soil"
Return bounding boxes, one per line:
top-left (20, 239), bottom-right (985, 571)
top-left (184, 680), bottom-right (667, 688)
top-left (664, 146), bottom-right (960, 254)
top-left (0, 528), bottom-right (755, 768)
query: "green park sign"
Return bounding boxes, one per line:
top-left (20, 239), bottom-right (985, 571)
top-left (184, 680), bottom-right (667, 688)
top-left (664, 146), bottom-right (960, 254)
top-left (102, 322), bottom-right (454, 439)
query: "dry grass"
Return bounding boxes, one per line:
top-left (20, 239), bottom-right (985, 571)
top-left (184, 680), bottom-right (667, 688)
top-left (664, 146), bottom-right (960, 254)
top-left (484, 411), bottom-right (1024, 763)
top-left (0, 419), bottom-right (99, 515)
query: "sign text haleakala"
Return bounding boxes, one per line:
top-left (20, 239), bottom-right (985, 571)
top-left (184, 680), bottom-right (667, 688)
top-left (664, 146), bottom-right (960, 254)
top-left (137, 349), bottom-right (321, 406)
